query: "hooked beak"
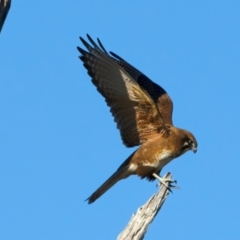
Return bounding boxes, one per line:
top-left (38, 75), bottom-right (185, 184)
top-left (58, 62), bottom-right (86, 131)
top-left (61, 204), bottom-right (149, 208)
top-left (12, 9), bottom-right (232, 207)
top-left (191, 144), bottom-right (197, 153)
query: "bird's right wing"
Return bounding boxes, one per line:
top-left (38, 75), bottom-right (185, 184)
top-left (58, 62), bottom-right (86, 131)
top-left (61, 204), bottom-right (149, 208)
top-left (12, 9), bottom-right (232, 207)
top-left (78, 35), bottom-right (169, 147)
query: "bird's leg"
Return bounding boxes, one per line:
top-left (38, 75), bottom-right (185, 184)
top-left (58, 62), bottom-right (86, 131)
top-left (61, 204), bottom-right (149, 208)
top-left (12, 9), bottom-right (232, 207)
top-left (152, 173), bottom-right (178, 192)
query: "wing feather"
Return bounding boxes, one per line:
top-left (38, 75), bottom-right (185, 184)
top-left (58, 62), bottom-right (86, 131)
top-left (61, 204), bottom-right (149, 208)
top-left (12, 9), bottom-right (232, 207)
top-left (78, 35), bottom-right (169, 147)
top-left (109, 51), bottom-right (174, 125)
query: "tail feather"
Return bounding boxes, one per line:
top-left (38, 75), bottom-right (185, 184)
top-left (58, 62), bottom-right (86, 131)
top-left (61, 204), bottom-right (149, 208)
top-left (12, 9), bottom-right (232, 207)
top-left (86, 165), bottom-right (133, 204)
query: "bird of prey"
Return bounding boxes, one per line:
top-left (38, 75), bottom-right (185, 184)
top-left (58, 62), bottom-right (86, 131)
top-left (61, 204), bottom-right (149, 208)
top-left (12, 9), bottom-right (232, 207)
top-left (77, 34), bottom-right (197, 204)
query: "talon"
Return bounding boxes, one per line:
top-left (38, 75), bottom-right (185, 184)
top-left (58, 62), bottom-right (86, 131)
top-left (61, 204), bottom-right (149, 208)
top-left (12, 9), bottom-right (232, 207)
top-left (169, 184), bottom-right (180, 189)
top-left (152, 173), bottom-right (179, 191)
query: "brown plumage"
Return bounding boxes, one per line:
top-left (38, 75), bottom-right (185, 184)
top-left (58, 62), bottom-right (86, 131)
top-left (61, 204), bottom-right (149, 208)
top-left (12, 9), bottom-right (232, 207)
top-left (77, 35), bottom-right (198, 204)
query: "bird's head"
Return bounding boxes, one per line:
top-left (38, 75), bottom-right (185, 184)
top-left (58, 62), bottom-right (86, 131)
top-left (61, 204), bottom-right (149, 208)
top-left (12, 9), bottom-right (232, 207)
top-left (180, 130), bottom-right (198, 154)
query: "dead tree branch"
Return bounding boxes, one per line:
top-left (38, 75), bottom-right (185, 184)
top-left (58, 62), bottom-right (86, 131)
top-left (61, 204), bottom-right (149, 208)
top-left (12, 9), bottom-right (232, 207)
top-left (0, 0), bottom-right (11, 33)
top-left (117, 172), bottom-right (173, 240)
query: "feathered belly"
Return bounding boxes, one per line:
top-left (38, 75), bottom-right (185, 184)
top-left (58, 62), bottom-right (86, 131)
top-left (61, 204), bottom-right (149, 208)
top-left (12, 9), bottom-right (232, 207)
top-left (135, 149), bottom-right (174, 178)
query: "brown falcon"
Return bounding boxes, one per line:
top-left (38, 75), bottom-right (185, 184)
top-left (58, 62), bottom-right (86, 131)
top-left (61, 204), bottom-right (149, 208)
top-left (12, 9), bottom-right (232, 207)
top-left (77, 34), bottom-right (197, 204)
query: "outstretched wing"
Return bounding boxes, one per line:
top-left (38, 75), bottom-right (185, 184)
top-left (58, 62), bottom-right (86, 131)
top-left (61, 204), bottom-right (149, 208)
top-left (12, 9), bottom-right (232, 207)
top-left (109, 51), bottom-right (173, 126)
top-left (77, 35), bottom-right (169, 147)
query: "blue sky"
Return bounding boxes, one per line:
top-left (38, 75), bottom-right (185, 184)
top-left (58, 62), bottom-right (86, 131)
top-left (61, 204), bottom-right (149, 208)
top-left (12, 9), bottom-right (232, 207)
top-left (1, 1), bottom-right (240, 239)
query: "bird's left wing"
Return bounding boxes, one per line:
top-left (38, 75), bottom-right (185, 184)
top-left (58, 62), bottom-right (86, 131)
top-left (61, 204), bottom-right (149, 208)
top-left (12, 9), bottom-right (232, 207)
top-left (77, 35), bottom-right (169, 147)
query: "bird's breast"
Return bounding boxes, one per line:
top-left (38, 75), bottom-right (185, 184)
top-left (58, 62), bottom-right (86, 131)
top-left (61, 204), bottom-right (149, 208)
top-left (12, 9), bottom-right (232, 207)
top-left (142, 149), bottom-right (174, 171)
